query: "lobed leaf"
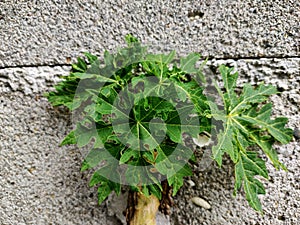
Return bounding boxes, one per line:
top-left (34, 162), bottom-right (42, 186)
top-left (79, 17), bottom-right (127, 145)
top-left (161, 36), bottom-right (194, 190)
top-left (234, 151), bottom-right (268, 212)
top-left (180, 53), bottom-right (201, 74)
top-left (211, 65), bottom-right (293, 211)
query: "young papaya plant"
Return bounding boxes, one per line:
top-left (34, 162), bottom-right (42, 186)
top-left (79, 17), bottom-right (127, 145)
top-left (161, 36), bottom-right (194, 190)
top-left (45, 35), bottom-right (293, 224)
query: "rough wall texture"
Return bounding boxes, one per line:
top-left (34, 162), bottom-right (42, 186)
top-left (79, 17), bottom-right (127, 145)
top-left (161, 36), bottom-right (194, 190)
top-left (0, 1), bottom-right (299, 225)
top-left (0, 0), bottom-right (299, 68)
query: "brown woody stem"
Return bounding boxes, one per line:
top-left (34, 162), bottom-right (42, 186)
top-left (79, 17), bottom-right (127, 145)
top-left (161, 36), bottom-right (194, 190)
top-left (125, 191), bottom-right (160, 225)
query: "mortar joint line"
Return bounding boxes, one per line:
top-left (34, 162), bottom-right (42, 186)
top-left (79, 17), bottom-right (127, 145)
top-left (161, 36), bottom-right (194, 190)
top-left (0, 55), bottom-right (299, 70)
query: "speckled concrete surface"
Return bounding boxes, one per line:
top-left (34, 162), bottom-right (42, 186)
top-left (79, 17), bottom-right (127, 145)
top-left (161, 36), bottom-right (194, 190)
top-left (0, 0), bottom-right (299, 68)
top-left (0, 0), bottom-right (300, 225)
top-left (0, 93), bottom-right (121, 225)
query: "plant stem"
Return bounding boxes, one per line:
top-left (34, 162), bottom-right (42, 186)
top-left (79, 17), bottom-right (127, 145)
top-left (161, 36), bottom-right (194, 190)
top-left (125, 191), bottom-right (160, 225)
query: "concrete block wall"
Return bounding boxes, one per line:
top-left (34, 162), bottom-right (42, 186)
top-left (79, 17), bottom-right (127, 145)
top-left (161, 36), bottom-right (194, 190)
top-left (0, 1), bottom-right (299, 224)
